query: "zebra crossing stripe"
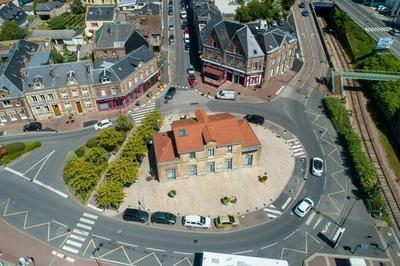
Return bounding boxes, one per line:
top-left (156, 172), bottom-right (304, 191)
top-left (83, 213), bottom-right (98, 220)
top-left (66, 240), bottom-right (83, 248)
top-left (290, 144), bottom-right (302, 149)
top-left (69, 234), bottom-right (86, 242)
top-left (294, 151), bottom-right (306, 157)
top-left (292, 148), bottom-right (303, 153)
top-left (72, 228), bottom-right (89, 236)
top-left (62, 245), bottom-right (79, 254)
top-left (76, 223), bottom-right (92, 230)
top-left (79, 217), bottom-right (95, 225)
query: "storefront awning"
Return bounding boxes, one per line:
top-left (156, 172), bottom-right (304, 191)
top-left (203, 66), bottom-right (224, 77)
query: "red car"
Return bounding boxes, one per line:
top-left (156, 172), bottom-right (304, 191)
top-left (188, 73), bottom-right (197, 87)
top-left (183, 27), bottom-right (189, 34)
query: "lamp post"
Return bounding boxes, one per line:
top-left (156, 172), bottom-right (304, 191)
top-left (92, 242), bottom-right (103, 266)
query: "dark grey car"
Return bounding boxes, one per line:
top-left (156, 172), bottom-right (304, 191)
top-left (151, 212), bottom-right (176, 225)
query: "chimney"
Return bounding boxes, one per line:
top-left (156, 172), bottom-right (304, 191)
top-left (85, 64), bottom-right (90, 74)
top-left (107, 26), bottom-right (111, 33)
top-left (49, 66), bottom-right (55, 79)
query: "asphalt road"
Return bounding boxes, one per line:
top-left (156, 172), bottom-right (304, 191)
top-left (336, 0), bottom-right (400, 59)
top-left (0, 1), bottom-right (391, 266)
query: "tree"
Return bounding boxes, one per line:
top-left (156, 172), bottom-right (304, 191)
top-left (50, 48), bottom-right (64, 64)
top-left (142, 109), bottom-right (163, 131)
top-left (123, 133), bottom-right (147, 162)
top-left (96, 181), bottom-right (125, 209)
top-left (115, 114), bottom-right (133, 132)
top-left (371, 81), bottom-right (400, 118)
top-left (97, 128), bottom-right (123, 152)
top-left (70, 0), bottom-right (85, 14)
top-left (84, 146), bottom-right (108, 164)
top-left (0, 21), bottom-right (27, 41)
top-left (106, 157), bottom-right (139, 187)
top-left (281, 0), bottom-right (295, 10)
top-left (235, 3), bottom-right (252, 22)
top-left (362, 54), bottom-right (400, 72)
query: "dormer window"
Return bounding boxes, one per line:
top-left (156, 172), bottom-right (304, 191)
top-left (101, 77), bottom-right (111, 84)
top-left (178, 129), bottom-right (187, 137)
top-left (66, 71), bottom-right (77, 85)
top-left (33, 76), bottom-right (42, 89)
top-left (213, 41), bottom-right (217, 48)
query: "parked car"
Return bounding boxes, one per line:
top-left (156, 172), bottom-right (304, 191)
top-left (311, 157), bottom-right (324, 177)
top-left (277, 19), bottom-right (285, 26)
top-left (168, 7), bottom-right (173, 16)
top-left (122, 208), bottom-right (149, 223)
top-left (23, 122), bottom-right (42, 132)
top-left (182, 215), bottom-right (211, 229)
top-left (302, 9), bottom-right (309, 16)
top-left (168, 0), bottom-right (173, 7)
top-left (180, 9), bottom-right (187, 19)
top-left (183, 26), bottom-right (189, 35)
top-left (187, 64), bottom-right (195, 75)
top-left (184, 33), bottom-right (190, 43)
top-left (188, 73), bottom-right (197, 86)
top-left (169, 24), bottom-right (174, 31)
top-left (271, 20), bottom-right (278, 27)
top-left (94, 119), bottom-right (112, 131)
top-left (164, 86), bottom-right (177, 100)
top-left (181, 20), bottom-right (188, 29)
top-left (244, 114), bottom-right (265, 125)
top-left (298, 1), bottom-right (305, 8)
top-left (294, 198), bottom-right (314, 217)
top-left (389, 29), bottom-right (400, 37)
top-left (169, 34), bottom-right (175, 44)
top-left (151, 212), bottom-right (176, 224)
top-left (215, 89), bottom-right (235, 100)
top-left (184, 41), bottom-right (190, 51)
top-left (215, 215), bottom-right (240, 229)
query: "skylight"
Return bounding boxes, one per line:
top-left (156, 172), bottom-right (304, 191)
top-left (179, 129), bottom-right (187, 137)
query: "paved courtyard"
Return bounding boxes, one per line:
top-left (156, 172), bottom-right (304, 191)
top-left (114, 112), bottom-right (295, 218)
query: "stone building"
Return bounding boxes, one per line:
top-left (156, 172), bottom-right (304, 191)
top-left (153, 109), bottom-right (261, 182)
top-left (85, 6), bottom-right (115, 36)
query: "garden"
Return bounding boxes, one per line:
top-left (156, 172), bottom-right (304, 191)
top-left (0, 141), bottom-right (42, 165)
top-left (38, 13), bottom-right (85, 30)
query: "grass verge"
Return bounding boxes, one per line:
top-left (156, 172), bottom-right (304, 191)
top-left (0, 141), bottom-right (42, 165)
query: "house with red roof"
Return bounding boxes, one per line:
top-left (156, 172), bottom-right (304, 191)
top-left (152, 109), bottom-right (261, 182)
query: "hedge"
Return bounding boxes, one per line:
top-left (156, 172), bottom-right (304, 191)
top-left (323, 97), bottom-right (387, 218)
top-left (0, 141), bottom-right (41, 165)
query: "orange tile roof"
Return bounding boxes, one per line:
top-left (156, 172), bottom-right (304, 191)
top-left (238, 119), bottom-right (261, 149)
top-left (152, 131), bottom-right (179, 163)
top-left (153, 109), bottom-right (261, 162)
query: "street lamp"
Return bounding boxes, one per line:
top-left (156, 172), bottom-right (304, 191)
top-left (92, 242), bottom-right (103, 266)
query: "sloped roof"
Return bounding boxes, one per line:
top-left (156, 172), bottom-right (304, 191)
top-left (96, 23), bottom-right (135, 48)
top-left (36, 1), bottom-right (63, 12)
top-left (86, 6), bottom-right (114, 21)
top-left (0, 2), bottom-right (27, 26)
top-left (255, 28), bottom-right (297, 54)
top-left (153, 131), bottom-right (179, 164)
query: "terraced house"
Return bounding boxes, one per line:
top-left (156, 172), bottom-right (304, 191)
top-left (153, 109), bottom-right (261, 182)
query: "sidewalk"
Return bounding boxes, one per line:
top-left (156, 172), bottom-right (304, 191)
top-left (0, 219), bottom-right (111, 266)
top-left (1, 82), bottom-right (167, 136)
top-left (192, 70), bottom-right (297, 102)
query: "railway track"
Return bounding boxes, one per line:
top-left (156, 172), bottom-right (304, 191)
top-left (321, 18), bottom-right (400, 231)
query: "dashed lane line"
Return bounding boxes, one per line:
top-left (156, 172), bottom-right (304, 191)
top-left (145, 247), bottom-right (166, 252)
top-left (173, 251), bottom-right (194, 256)
top-left (117, 241), bottom-right (138, 248)
top-left (232, 250), bottom-right (254, 255)
top-left (92, 234), bottom-right (111, 241)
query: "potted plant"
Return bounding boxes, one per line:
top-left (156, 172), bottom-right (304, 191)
top-left (168, 190), bottom-right (176, 198)
top-left (258, 172), bottom-right (268, 183)
top-left (221, 196), bottom-right (231, 206)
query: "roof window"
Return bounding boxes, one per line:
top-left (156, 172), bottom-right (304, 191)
top-left (179, 128), bottom-right (187, 137)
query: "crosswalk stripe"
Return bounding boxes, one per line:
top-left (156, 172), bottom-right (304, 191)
top-left (79, 218), bottom-right (96, 225)
top-left (66, 239), bottom-right (83, 248)
top-left (69, 234), bottom-right (86, 242)
top-left (292, 148), bottom-right (303, 153)
top-left (286, 139), bottom-right (297, 144)
top-left (83, 213), bottom-right (98, 220)
top-left (290, 144), bottom-right (302, 149)
top-left (72, 229), bottom-right (89, 236)
top-left (76, 223), bottom-right (92, 230)
top-left (294, 151), bottom-right (306, 156)
top-left (267, 213), bottom-right (279, 218)
top-left (264, 208), bottom-right (282, 214)
top-left (62, 245), bottom-right (79, 254)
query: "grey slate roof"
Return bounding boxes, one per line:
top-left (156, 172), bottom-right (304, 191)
top-left (92, 45), bottom-right (155, 84)
top-left (195, 2), bottom-right (219, 22)
top-left (0, 40), bottom-right (39, 99)
top-left (86, 6), bottom-right (114, 21)
top-left (96, 23), bottom-right (135, 48)
top-left (36, 1), bottom-right (63, 12)
top-left (22, 61), bottom-right (94, 92)
top-left (0, 2), bottom-right (27, 26)
top-left (202, 19), bottom-right (264, 59)
top-left (255, 28), bottom-right (297, 54)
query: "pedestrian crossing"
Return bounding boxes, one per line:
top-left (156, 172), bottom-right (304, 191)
top-left (61, 212), bottom-right (98, 255)
top-left (365, 26), bottom-right (392, 32)
top-left (264, 204), bottom-right (282, 219)
top-left (129, 101), bottom-right (156, 124)
top-left (287, 138), bottom-right (306, 158)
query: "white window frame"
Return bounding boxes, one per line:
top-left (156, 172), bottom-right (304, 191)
top-left (9, 112), bottom-right (17, 121)
top-left (0, 113), bottom-right (7, 122)
top-left (20, 110), bottom-right (27, 119)
top-left (39, 94), bottom-right (45, 101)
top-left (43, 105), bottom-right (50, 113)
top-left (35, 106), bottom-right (42, 115)
top-left (82, 88), bottom-right (89, 97)
top-left (47, 93), bottom-right (54, 100)
top-left (72, 89), bottom-right (78, 97)
top-left (84, 99), bottom-right (92, 108)
top-left (31, 96), bottom-right (37, 102)
top-left (61, 91), bottom-right (68, 99)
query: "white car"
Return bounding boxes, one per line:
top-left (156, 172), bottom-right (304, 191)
top-left (182, 215), bottom-right (211, 229)
top-left (94, 119), bottom-right (112, 131)
top-left (311, 157), bottom-right (324, 177)
top-left (187, 64), bottom-right (195, 75)
top-left (294, 198), bottom-right (314, 217)
top-left (169, 24), bottom-right (174, 31)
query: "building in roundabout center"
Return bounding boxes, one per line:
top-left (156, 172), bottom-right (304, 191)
top-left (152, 109), bottom-right (261, 182)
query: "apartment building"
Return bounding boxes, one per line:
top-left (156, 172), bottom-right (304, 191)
top-left (22, 61), bottom-right (98, 120)
top-left (85, 6), bottom-right (115, 36)
top-left (153, 109), bottom-right (261, 182)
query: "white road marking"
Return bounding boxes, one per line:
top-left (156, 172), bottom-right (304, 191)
top-left (283, 229), bottom-right (298, 240)
top-left (117, 241), bottom-right (138, 248)
top-left (32, 180), bottom-right (68, 198)
top-left (313, 216), bottom-right (323, 230)
top-left (260, 242), bottom-right (278, 250)
top-left (72, 229), bottom-right (89, 236)
top-left (79, 218), bottom-right (95, 225)
top-left (293, 151), bottom-right (306, 157)
top-left (305, 211), bottom-right (316, 226)
top-left (57, 253), bottom-right (64, 258)
top-left (290, 144), bottom-right (302, 149)
top-left (66, 239), bottom-right (83, 248)
top-left (51, 251), bottom-right (57, 255)
top-left (83, 213), bottom-right (98, 220)
top-left (4, 167), bottom-right (31, 181)
top-left (173, 251), bottom-right (194, 255)
top-left (92, 234), bottom-right (110, 241)
top-left (61, 245), bottom-right (79, 254)
top-left (321, 221), bottom-right (331, 233)
top-left (275, 85), bottom-right (285, 95)
top-left (69, 234), bottom-right (86, 242)
top-left (87, 204), bottom-right (103, 212)
top-left (76, 223), bottom-right (92, 230)
top-left (264, 208), bottom-right (282, 214)
top-left (65, 257), bottom-right (75, 263)
top-left (145, 247), bottom-right (166, 252)
top-left (281, 197), bottom-right (292, 210)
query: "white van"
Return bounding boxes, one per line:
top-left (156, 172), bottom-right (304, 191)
top-left (184, 33), bottom-right (190, 43)
top-left (182, 215), bottom-right (211, 229)
top-left (180, 9), bottom-right (187, 19)
top-left (215, 90), bottom-right (235, 100)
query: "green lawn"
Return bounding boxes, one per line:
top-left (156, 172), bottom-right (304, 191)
top-left (0, 141), bottom-right (41, 165)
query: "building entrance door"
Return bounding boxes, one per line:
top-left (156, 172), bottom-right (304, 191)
top-left (52, 104), bottom-right (61, 116)
top-left (76, 101), bottom-right (83, 113)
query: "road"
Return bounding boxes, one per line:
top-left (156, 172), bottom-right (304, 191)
top-left (336, 0), bottom-right (400, 59)
top-left (0, 1), bottom-right (392, 265)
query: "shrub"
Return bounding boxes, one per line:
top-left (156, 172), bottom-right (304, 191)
top-left (74, 146), bottom-right (85, 158)
top-left (96, 181), bottom-right (125, 209)
top-left (5, 142), bottom-right (25, 153)
top-left (0, 145), bottom-right (7, 159)
top-left (105, 157), bottom-right (139, 187)
top-left (84, 146), bottom-right (108, 164)
top-left (1, 141), bottom-right (41, 165)
top-left (86, 136), bottom-right (98, 148)
top-left (97, 128), bottom-right (123, 152)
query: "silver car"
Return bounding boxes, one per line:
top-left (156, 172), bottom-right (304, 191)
top-left (294, 198), bottom-right (314, 217)
top-left (311, 157), bottom-right (323, 177)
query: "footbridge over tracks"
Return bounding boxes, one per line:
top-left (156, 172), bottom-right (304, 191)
top-left (330, 69), bottom-right (400, 95)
